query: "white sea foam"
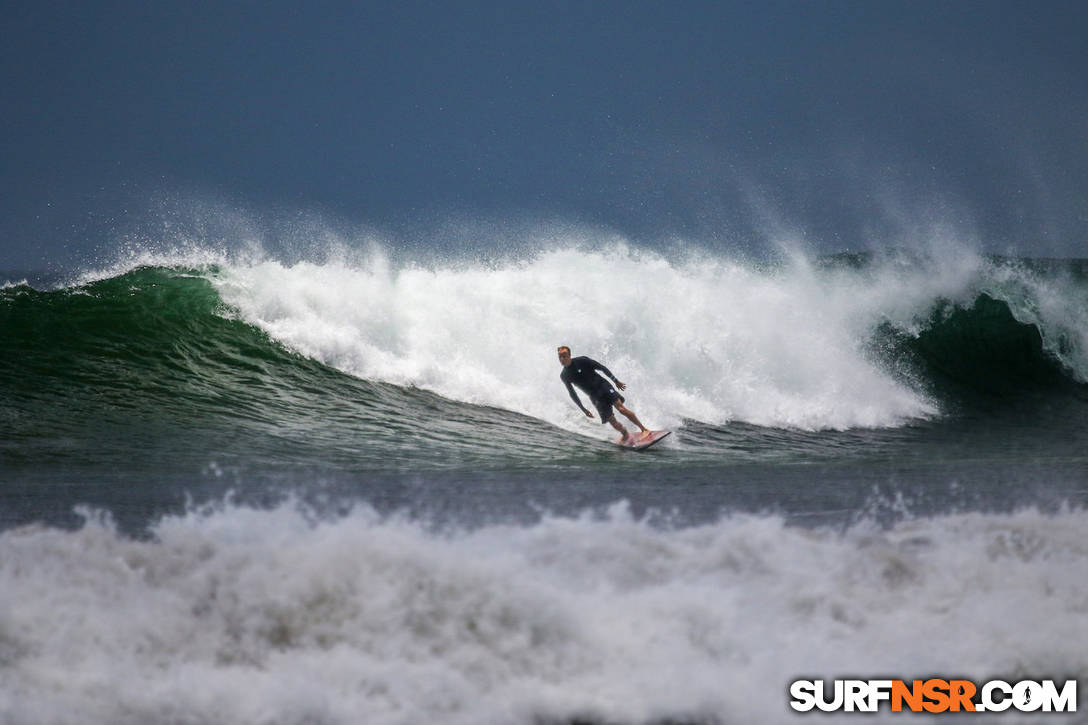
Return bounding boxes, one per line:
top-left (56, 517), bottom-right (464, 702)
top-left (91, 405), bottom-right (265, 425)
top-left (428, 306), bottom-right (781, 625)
top-left (209, 244), bottom-right (977, 434)
top-left (0, 503), bottom-right (1085, 724)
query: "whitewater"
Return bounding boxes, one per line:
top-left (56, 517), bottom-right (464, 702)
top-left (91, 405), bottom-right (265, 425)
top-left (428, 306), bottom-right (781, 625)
top-left (2, 503), bottom-right (1086, 725)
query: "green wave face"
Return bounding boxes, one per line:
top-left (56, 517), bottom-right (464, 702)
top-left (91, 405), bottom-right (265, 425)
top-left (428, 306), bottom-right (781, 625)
top-left (3, 269), bottom-right (285, 418)
top-left (875, 293), bottom-right (1078, 398)
top-left (0, 267), bottom-right (563, 475)
top-left (3, 268), bottom-right (288, 466)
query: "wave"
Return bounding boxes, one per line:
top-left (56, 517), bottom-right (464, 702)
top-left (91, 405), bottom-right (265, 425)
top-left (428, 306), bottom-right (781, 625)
top-left (2, 247), bottom-right (1086, 449)
top-left (1, 501), bottom-right (1085, 724)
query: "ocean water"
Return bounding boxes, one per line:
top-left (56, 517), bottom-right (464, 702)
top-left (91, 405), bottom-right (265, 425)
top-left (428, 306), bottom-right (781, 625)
top-left (2, 242), bottom-right (1087, 723)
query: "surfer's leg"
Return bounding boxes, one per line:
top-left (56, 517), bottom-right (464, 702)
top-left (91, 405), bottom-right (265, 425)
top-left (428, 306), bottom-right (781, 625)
top-left (614, 402), bottom-right (649, 435)
top-left (596, 393), bottom-right (631, 441)
top-left (606, 414), bottom-right (630, 441)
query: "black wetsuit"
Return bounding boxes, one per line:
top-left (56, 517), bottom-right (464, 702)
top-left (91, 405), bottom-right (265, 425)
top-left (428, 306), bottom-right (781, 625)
top-left (560, 356), bottom-right (624, 424)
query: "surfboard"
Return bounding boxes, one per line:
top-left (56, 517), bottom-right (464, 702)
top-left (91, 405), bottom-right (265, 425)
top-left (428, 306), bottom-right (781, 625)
top-left (616, 429), bottom-right (671, 450)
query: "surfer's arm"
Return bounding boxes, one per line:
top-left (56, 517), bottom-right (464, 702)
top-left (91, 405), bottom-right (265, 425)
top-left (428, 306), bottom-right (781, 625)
top-left (589, 359), bottom-right (626, 390)
top-left (564, 381), bottom-right (593, 417)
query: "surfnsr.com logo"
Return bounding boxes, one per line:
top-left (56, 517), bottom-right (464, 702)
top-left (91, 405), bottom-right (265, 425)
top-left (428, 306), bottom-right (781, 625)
top-left (789, 679), bottom-right (1077, 714)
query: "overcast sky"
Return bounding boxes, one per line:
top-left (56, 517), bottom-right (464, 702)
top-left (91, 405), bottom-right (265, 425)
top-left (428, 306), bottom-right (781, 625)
top-left (2, 0), bottom-right (1086, 269)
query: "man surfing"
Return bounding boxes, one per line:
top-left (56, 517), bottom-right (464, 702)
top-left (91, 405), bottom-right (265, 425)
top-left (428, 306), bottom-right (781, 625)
top-left (557, 345), bottom-right (651, 444)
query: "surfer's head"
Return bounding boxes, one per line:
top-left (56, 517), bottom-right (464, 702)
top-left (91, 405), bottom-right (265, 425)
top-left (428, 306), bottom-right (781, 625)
top-left (557, 346), bottom-right (572, 366)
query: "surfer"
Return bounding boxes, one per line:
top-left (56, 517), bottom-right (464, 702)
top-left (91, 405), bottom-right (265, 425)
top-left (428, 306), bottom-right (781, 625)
top-left (558, 346), bottom-right (650, 443)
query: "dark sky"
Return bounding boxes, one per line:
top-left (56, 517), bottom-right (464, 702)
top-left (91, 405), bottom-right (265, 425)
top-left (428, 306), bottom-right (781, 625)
top-left (3, 0), bottom-right (1087, 269)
